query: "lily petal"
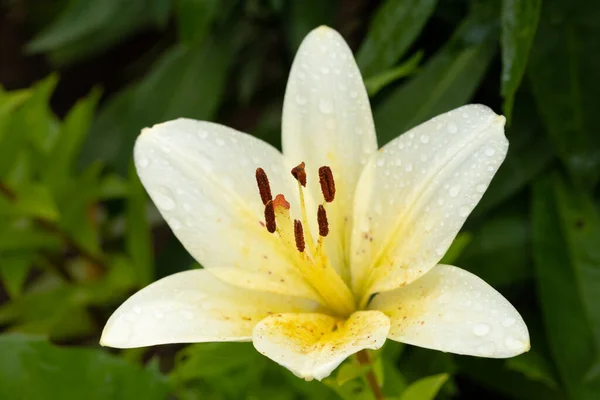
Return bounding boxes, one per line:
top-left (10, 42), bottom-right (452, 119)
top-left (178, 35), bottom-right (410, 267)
top-left (351, 105), bottom-right (508, 299)
top-left (134, 119), bottom-right (319, 300)
top-left (369, 264), bottom-right (530, 358)
top-left (101, 269), bottom-right (319, 348)
top-left (252, 311), bottom-right (389, 380)
top-left (282, 26), bottom-right (378, 280)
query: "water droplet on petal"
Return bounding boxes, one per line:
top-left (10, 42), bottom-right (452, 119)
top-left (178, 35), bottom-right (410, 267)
top-left (485, 147), bottom-right (496, 157)
top-left (459, 206), bottom-right (470, 217)
top-left (420, 134), bottom-right (430, 144)
top-left (133, 305), bottom-right (142, 315)
top-left (170, 218), bottom-right (182, 230)
top-left (137, 158), bottom-right (149, 168)
top-left (505, 336), bottom-right (525, 350)
top-left (502, 317), bottom-right (516, 328)
top-left (447, 122), bottom-right (458, 134)
top-left (154, 190), bottom-right (176, 211)
top-left (476, 183), bottom-right (487, 193)
top-left (296, 95), bottom-right (307, 105)
top-left (448, 185), bottom-right (461, 198)
top-left (319, 99), bottom-right (333, 114)
top-left (473, 323), bottom-right (491, 337)
top-left (349, 91), bottom-right (358, 98)
top-left (477, 342), bottom-right (496, 356)
top-left (216, 138), bottom-right (225, 146)
top-left (197, 130), bottom-right (208, 139)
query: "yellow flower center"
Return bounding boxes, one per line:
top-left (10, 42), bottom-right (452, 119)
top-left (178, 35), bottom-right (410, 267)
top-left (255, 164), bottom-right (356, 317)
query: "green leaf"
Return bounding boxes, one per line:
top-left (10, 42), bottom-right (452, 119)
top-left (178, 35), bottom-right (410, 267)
top-left (0, 334), bottom-right (169, 399)
top-left (126, 162), bottom-right (153, 284)
top-left (374, 4), bottom-right (499, 145)
top-left (357, 0), bottom-right (437, 78)
top-left (459, 211), bottom-right (532, 287)
top-left (399, 373), bottom-right (448, 400)
top-left (500, 0), bottom-right (542, 120)
top-left (473, 91), bottom-right (553, 217)
top-left (364, 51), bottom-right (422, 97)
top-left (286, 0), bottom-right (336, 53)
top-left (532, 175), bottom-right (600, 399)
top-left (27, 0), bottom-right (169, 64)
top-left (176, 0), bottom-right (220, 44)
top-left (0, 253), bottom-right (34, 298)
top-left (0, 183), bottom-right (60, 221)
top-left (336, 362), bottom-right (372, 386)
top-left (507, 351), bottom-right (560, 389)
top-left (439, 232), bottom-right (472, 265)
top-left (82, 35), bottom-right (234, 174)
top-left (528, 0), bottom-right (600, 189)
top-left (45, 87), bottom-right (101, 188)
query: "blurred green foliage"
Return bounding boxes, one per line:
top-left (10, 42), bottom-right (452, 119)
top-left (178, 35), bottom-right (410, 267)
top-left (1, 0), bottom-right (599, 399)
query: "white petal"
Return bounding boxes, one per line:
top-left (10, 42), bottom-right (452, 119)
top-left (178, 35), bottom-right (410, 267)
top-left (101, 269), bottom-right (319, 348)
top-left (134, 119), bottom-right (318, 300)
top-left (282, 26), bottom-right (378, 280)
top-left (369, 264), bottom-right (529, 358)
top-left (252, 311), bottom-right (389, 381)
top-left (351, 105), bottom-right (508, 299)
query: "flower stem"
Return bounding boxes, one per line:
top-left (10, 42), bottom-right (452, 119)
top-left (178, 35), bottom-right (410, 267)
top-left (355, 349), bottom-right (384, 400)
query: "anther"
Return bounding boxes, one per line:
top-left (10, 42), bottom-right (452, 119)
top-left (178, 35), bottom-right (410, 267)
top-left (291, 162), bottom-right (307, 187)
top-left (264, 201), bottom-right (276, 233)
top-left (255, 168), bottom-right (272, 205)
top-left (293, 220), bottom-right (305, 252)
top-left (317, 205), bottom-right (329, 237)
top-left (318, 166), bottom-right (336, 202)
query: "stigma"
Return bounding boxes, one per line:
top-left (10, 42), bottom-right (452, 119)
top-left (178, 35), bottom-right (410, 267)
top-left (254, 163), bottom-right (355, 317)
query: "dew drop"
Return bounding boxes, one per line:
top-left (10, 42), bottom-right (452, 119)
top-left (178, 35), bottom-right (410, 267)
top-left (405, 163), bottom-right (413, 172)
top-left (197, 130), bottom-right (208, 139)
top-left (137, 158), bottom-right (149, 168)
top-left (476, 342), bottom-right (496, 356)
top-left (180, 310), bottom-right (194, 320)
top-left (448, 185), bottom-right (461, 198)
top-left (216, 138), bottom-right (225, 146)
top-left (505, 336), bottom-right (525, 350)
top-left (133, 305), bottom-right (142, 315)
top-left (349, 91), bottom-right (358, 98)
top-left (485, 147), bottom-right (496, 157)
top-left (321, 66), bottom-right (330, 74)
top-left (183, 203), bottom-right (192, 212)
top-left (473, 323), bottom-right (491, 337)
top-left (476, 183), bottom-right (487, 193)
top-left (319, 99), bottom-right (333, 114)
top-left (296, 95), bottom-right (307, 105)
top-left (420, 134), bottom-right (430, 144)
top-left (459, 206), bottom-right (470, 217)
top-left (170, 218), bottom-right (182, 230)
top-left (355, 127), bottom-right (364, 135)
top-left (447, 122), bottom-right (458, 134)
top-left (502, 317), bottom-right (516, 328)
top-left (154, 190), bottom-right (176, 211)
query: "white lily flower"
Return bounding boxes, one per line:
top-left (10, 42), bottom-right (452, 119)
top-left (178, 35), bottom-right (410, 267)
top-left (101, 26), bottom-right (529, 381)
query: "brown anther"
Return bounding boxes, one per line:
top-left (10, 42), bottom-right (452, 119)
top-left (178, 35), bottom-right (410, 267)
top-left (318, 166), bottom-right (336, 202)
top-left (264, 201), bottom-right (276, 233)
top-left (317, 205), bottom-right (329, 237)
top-left (273, 194), bottom-right (290, 210)
top-left (255, 168), bottom-right (272, 205)
top-left (293, 220), bottom-right (305, 252)
top-left (291, 162), bottom-right (307, 187)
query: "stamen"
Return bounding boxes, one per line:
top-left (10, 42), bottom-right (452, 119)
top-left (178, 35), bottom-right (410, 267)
top-left (318, 166), bottom-right (336, 202)
top-left (273, 194), bottom-right (290, 210)
top-left (264, 201), bottom-right (276, 233)
top-left (317, 205), bottom-right (329, 237)
top-left (255, 168), bottom-right (272, 205)
top-left (293, 220), bottom-right (305, 252)
top-left (291, 162), bottom-right (307, 187)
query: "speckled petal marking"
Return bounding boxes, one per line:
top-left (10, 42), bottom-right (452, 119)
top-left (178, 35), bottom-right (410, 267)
top-left (252, 311), bottom-right (389, 380)
top-left (369, 264), bottom-right (529, 358)
top-left (101, 270), bottom-right (320, 348)
top-left (351, 105), bottom-right (508, 301)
